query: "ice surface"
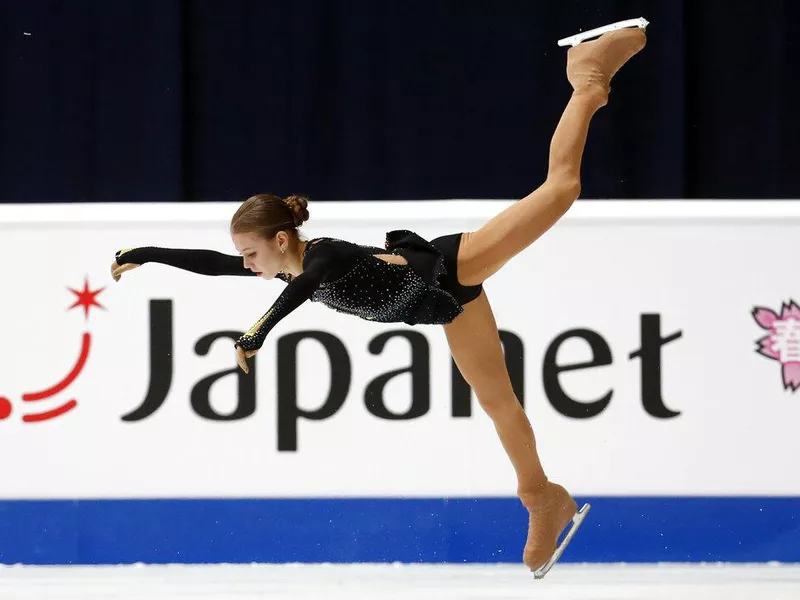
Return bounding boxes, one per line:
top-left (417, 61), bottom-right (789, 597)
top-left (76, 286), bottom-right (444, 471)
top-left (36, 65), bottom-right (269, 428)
top-left (1, 563), bottom-right (799, 600)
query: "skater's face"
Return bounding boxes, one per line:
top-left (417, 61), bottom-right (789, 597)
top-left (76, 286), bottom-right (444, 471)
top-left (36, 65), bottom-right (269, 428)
top-left (232, 231), bottom-right (286, 279)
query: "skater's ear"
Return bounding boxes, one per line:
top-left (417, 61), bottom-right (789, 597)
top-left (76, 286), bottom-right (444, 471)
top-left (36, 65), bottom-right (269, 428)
top-left (274, 230), bottom-right (292, 252)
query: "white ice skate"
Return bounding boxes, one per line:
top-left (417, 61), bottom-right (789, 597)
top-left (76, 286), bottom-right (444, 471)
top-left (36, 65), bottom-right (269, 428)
top-left (557, 18), bottom-right (649, 47)
top-left (532, 502), bottom-right (592, 580)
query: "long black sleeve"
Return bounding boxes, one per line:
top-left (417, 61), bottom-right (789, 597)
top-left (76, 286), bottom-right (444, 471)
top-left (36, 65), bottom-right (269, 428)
top-left (234, 251), bottom-right (331, 350)
top-left (115, 247), bottom-right (255, 276)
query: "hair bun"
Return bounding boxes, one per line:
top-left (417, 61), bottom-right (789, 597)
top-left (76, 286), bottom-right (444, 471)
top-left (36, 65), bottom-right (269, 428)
top-left (284, 195), bottom-right (310, 227)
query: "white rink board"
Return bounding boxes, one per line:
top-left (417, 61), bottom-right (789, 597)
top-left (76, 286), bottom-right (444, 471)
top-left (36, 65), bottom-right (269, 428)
top-left (0, 200), bottom-right (799, 499)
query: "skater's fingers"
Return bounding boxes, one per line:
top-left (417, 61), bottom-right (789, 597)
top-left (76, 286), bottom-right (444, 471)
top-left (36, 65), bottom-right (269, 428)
top-left (245, 350), bottom-right (258, 359)
top-left (236, 346), bottom-right (249, 374)
top-left (112, 262), bottom-right (139, 281)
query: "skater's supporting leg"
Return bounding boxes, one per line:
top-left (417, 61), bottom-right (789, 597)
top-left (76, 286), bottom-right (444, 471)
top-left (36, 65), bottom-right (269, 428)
top-left (444, 291), bottom-right (576, 569)
top-left (444, 290), bottom-right (547, 493)
top-left (456, 28), bottom-right (646, 287)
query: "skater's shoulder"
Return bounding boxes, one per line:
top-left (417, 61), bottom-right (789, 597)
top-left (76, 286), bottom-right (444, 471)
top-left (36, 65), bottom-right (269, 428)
top-left (303, 236), bottom-right (381, 259)
top-left (300, 237), bottom-right (358, 270)
top-left (302, 236), bottom-right (347, 259)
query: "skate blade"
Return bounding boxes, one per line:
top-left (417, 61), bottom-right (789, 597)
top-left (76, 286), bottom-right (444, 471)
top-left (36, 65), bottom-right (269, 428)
top-left (531, 502), bottom-right (591, 580)
top-left (557, 17), bottom-right (649, 47)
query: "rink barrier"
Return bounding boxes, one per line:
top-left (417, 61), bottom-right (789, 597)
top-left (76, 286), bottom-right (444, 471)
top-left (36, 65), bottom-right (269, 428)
top-left (2, 200), bottom-right (800, 565)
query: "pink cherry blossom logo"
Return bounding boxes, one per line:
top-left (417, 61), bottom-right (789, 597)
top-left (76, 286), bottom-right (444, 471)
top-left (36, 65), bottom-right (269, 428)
top-left (752, 300), bottom-right (800, 392)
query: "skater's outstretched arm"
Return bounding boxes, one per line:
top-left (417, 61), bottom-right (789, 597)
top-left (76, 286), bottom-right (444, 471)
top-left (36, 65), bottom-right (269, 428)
top-left (234, 250), bottom-right (331, 357)
top-left (111, 246), bottom-right (257, 279)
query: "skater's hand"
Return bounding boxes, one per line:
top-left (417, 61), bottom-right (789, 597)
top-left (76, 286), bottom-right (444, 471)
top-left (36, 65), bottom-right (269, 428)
top-left (111, 260), bottom-right (140, 282)
top-left (236, 346), bottom-right (258, 374)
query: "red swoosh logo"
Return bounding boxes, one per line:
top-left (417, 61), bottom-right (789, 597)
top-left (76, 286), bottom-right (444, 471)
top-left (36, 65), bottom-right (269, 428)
top-left (19, 333), bottom-right (91, 423)
top-left (23, 400), bottom-right (78, 423)
top-left (22, 333), bottom-right (91, 401)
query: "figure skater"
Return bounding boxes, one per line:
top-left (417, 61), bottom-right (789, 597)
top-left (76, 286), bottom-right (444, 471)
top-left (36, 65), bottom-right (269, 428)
top-left (111, 25), bottom-right (646, 577)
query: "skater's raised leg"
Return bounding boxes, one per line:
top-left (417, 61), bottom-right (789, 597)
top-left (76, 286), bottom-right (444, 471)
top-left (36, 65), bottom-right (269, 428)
top-left (456, 28), bottom-right (646, 287)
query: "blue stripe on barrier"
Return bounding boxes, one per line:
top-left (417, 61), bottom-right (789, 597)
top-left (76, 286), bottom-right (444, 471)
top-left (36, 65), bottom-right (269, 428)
top-left (0, 497), bottom-right (798, 565)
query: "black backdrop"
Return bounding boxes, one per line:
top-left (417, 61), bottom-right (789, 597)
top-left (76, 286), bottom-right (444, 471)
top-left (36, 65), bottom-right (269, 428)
top-left (1, 0), bottom-right (798, 204)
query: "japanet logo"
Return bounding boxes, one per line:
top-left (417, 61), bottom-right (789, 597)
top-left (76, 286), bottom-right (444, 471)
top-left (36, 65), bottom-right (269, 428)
top-left (0, 281), bottom-right (686, 449)
top-left (124, 300), bottom-right (684, 452)
top-left (0, 278), bottom-right (104, 423)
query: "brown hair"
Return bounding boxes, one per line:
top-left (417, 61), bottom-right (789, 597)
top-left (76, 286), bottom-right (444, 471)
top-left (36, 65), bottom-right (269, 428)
top-left (230, 194), bottom-right (310, 238)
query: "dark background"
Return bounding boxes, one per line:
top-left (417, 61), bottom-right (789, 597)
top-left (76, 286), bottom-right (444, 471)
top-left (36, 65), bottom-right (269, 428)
top-left (1, 0), bottom-right (797, 204)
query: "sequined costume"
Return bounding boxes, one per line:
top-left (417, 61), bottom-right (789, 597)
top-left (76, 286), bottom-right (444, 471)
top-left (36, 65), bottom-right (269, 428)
top-left (115, 230), bottom-right (482, 351)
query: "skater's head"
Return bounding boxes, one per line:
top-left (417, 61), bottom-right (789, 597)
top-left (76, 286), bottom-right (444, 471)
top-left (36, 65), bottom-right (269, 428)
top-left (230, 193), bottom-right (310, 279)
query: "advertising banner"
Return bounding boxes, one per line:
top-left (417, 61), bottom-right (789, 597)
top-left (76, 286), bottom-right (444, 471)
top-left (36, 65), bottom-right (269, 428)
top-left (1, 201), bottom-right (798, 564)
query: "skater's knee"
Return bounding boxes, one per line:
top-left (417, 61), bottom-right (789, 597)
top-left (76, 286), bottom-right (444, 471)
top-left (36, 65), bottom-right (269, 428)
top-left (543, 175), bottom-right (581, 207)
top-left (475, 388), bottom-right (523, 421)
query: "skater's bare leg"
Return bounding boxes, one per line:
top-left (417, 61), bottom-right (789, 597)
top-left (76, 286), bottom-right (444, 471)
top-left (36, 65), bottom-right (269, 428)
top-left (455, 92), bottom-right (600, 287)
top-left (444, 291), bottom-right (575, 569)
top-left (457, 28), bottom-right (646, 287)
top-left (445, 27), bottom-right (647, 571)
top-left (444, 291), bottom-right (546, 492)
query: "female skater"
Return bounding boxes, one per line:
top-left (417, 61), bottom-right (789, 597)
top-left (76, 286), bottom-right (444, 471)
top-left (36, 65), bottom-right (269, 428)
top-left (111, 27), bottom-right (646, 576)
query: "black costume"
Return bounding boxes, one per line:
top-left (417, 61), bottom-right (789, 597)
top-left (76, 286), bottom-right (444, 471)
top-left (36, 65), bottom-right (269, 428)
top-left (115, 230), bottom-right (482, 351)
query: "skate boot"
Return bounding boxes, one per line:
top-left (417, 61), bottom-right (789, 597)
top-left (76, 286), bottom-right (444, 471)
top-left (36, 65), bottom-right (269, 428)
top-left (566, 27), bottom-right (647, 104)
top-left (520, 481), bottom-right (591, 579)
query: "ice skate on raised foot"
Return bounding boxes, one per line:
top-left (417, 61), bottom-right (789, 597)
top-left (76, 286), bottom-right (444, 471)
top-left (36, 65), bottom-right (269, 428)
top-left (564, 20), bottom-right (647, 104)
top-left (520, 482), bottom-right (591, 580)
top-left (558, 17), bottom-right (648, 48)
